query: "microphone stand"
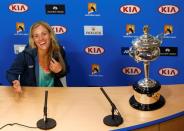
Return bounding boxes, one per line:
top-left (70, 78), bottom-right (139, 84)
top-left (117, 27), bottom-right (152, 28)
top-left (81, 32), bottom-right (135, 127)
top-left (100, 88), bottom-right (123, 126)
top-left (37, 90), bottom-right (57, 130)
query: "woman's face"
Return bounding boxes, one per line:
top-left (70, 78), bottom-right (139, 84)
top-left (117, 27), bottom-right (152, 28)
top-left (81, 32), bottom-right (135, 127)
top-left (32, 25), bottom-right (51, 51)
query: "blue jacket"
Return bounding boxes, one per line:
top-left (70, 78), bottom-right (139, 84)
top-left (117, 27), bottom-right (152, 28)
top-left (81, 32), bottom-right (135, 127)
top-left (6, 46), bottom-right (67, 87)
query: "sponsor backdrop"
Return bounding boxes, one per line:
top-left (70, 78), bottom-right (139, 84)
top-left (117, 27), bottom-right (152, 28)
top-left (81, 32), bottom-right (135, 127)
top-left (0, 0), bottom-right (184, 86)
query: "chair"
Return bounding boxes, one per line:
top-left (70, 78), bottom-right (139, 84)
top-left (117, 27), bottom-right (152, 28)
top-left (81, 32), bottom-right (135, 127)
top-left (60, 77), bottom-right (67, 87)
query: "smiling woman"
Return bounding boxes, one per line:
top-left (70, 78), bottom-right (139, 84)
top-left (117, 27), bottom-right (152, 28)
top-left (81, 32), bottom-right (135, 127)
top-left (6, 21), bottom-right (68, 93)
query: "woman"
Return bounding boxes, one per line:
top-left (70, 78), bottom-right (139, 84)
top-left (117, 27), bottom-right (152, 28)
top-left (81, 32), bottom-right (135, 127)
top-left (6, 21), bottom-right (67, 93)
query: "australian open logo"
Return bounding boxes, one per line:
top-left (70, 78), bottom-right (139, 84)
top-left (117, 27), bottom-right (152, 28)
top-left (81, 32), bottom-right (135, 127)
top-left (126, 24), bottom-right (135, 35)
top-left (14, 22), bottom-right (28, 36)
top-left (123, 24), bottom-right (138, 38)
top-left (85, 2), bottom-right (100, 16)
top-left (163, 24), bottom-right (176, 39)
top-left (92, 64), bottom-right (100, 75)
top-left (89, 64), bottom-right (103, 77)
top-left (16, 22), bottom-right (24, 33)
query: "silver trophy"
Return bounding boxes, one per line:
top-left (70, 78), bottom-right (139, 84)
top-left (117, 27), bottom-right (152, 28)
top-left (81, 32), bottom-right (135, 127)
top-left (129, 25), bottom-right (165, 111)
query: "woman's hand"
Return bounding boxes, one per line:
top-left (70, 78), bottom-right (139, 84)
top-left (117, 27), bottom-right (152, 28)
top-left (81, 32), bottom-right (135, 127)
top-left (49, 58), bottom-right (63, 73)
top-left (12, 80), bottom-right (22, 93)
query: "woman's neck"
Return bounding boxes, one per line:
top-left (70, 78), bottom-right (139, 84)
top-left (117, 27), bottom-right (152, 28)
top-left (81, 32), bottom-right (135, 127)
top-left (38, 48), bottom-right (49, 56)
top-left (38, 49), bottom-right (50, 72)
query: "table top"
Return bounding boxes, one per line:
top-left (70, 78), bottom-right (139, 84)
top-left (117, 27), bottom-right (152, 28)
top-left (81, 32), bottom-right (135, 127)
top-left (0, 84), bottom-right (184, 131)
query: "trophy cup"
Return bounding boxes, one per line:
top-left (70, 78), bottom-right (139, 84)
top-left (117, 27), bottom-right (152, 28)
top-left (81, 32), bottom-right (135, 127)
top-left (128, 25), bottom-right (165, 111)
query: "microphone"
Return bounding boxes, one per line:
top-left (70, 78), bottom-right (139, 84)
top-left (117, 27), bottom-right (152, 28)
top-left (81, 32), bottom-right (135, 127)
top-left (100, 87), bottom-right (123, 126)
top-left (37, 90), bottom-right (57, 130)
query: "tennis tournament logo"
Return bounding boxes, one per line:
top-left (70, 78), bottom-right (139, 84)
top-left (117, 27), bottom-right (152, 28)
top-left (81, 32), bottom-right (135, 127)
top-left (85, 2), bottom-right (100, 16)
top-left (123, 24), bottom-right (138, 38)
top-left (89, 64), bottom-right (103, 77)
top-left (163, 24), bottom-right (176, 39)
top-left (84, 26), bottom-right (103, 35)
top-left (88, 3), bottom-right (96, 14)
top-left (164, 25), bottom-right (173, 35)
top-left (126, 24), bottom-right (135, 35)
top-left (14, 22), bottom-right (28, 35)
top-left (92, 64), bottom-right (100, 75)
top-left (16, 22), bottom-right (24, 33)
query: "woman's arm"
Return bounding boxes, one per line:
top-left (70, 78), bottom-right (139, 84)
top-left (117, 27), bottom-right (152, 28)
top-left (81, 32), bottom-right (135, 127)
top-left (6, 52), bottom-right (26, 90)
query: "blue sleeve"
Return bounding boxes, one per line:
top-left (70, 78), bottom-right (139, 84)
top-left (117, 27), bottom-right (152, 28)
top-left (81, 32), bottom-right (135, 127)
top-left (6, 52), bottom-right (26, 84)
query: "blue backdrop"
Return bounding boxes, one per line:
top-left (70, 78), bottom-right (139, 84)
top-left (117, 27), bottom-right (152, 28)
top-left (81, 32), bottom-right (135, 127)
top-left (0, 0), bottom-right (184, 86)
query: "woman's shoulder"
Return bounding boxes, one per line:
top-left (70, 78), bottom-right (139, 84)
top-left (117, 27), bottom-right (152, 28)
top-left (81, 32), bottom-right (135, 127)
top-left (22, 46), bottom-right (37, 57)
top-left (59, 45), bottom-right (65, 55)
top-left (59, 45), bottom-right (64, 50)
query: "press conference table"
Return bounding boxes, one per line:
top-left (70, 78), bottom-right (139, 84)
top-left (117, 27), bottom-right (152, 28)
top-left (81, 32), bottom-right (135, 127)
top-left (0, 85), bottom-right (184, 131)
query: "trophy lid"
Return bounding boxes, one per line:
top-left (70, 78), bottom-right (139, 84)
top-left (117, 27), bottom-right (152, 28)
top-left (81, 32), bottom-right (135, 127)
top-left (132, 25), bottom-right (161, 48)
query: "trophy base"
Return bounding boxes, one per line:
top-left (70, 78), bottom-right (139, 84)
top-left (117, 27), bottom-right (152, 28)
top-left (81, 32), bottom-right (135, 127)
top-left (133, 80), bottom-right (161, 94)
top-left (129, 81), bottom-right (165, 111)
top-left (129, 95), bottom-right (165, 111)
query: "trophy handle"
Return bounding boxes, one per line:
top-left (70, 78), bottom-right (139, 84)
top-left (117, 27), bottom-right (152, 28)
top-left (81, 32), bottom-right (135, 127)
top-left (156, 33), bottom-right (164, 44)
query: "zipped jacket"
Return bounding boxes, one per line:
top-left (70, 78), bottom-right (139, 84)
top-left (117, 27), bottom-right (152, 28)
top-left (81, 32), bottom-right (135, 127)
top-left (6, 46), bottom-right (67, 87)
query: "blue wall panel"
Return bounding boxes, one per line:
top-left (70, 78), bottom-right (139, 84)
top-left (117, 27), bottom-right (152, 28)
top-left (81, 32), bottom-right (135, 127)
top-left (0, 0), bottom-right (184, 86)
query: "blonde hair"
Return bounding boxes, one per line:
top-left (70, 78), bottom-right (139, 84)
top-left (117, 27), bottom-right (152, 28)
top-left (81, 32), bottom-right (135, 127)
top-left (29, 21), bottom-right (66, 72)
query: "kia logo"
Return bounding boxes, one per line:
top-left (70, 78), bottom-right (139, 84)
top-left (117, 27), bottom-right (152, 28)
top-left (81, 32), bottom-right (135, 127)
top-left (9, 3), bottom-right (28, 12)
top-left (120, 5), bottom-right (140, 14)
top-left (85, 46), bottom-right (104, 55)
top-left (122, 67), bottom-right (141, 75)
top-left (158, 5), bottom-right (179, 14)
top-left (159, 68), bottom-right (178, 76)
top-left (51, 26), bottom-right (66, 34)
